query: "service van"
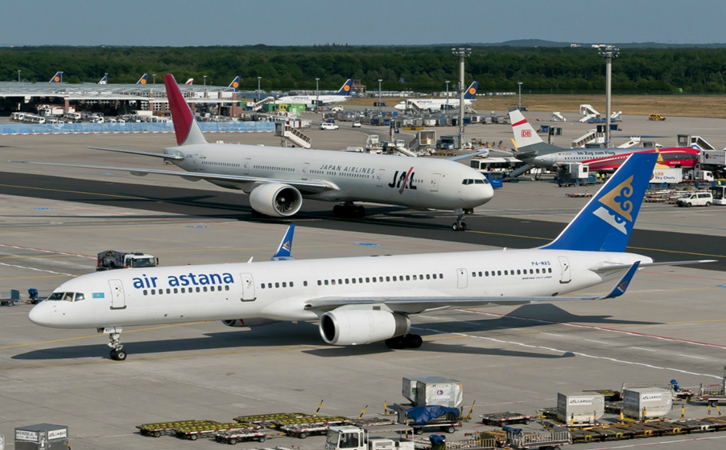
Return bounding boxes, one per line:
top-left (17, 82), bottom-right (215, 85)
top-left (676, 192), bottom-right (713, 207)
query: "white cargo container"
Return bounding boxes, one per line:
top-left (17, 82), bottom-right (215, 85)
top-left (414, 378), bottom-right (463, 408)
top-left (556, 392), bottom-right (604, 424)
top-left (623, 387), bottom-right (672, 420)
top-left (402, 376), bottom-right (448, 403)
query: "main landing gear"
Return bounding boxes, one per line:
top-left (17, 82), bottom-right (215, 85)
top-left (385, 333), bottom-right (423, 349)
top-left (333, 202), bottom-right (365, 218)
top-left (452, 208), bottom-right (472, 231)
top-left (100, 327), bottom-right (127, 361)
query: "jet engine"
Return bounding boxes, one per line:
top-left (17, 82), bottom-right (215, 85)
top-left (249, 183), bottom-right (303, 217)
top-left (222, 318), bottom-right (279, 327)
top-left (319, 309), bottom-right (410, 346)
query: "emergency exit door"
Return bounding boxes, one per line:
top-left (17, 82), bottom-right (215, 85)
top-left (109, 279), bottom-right (126, 309)
top-left (240, 273), bottom-right (256, 301)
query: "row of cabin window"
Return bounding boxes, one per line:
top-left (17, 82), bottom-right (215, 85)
top-left (317, 273), bottom-right (444, 286)
top-left (203, 161), bottom-right (240, 167)
top-left (143, 285), bottom-right (230, 296)
top-left (472, 268), bottom-right (552, 277)
top-left (260, 281), bottom-right (300, 289)
top-left (254, 165), bottom-right (295, 172)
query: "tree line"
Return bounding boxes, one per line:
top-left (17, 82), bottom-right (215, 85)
top-left (1, 45), bottom-right (726, 95)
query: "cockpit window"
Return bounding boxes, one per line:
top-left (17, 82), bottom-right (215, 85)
top-left (47, 292), bottom-right (85, 302)
top-left (462, 178), bottom-right (489, 185)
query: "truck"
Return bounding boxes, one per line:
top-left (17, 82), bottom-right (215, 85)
top-left (96, 250), bottom-right (158, 271)
top-left (325, 426), bottom-right (413, 450)
top-left (556, 163), bottom-right (596, 187)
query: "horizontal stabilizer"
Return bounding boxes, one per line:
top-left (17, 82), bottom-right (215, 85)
top-left (590, 259), bottom-right (717, 273)
top-left (447, 149), bottom-right (489, 161)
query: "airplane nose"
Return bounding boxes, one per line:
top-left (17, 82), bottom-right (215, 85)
top-left (28, 303), bottom-right (51, 326)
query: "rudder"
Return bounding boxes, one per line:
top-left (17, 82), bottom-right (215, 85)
top-left (164, 74), bottom-right (207, 146)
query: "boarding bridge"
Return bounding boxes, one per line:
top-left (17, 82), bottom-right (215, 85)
top-left (274, 123), bottom-right (312, 148)
top-left (404, 100), bottom-right (423, 114)
top-left (552, 112), bottom-right (566, 122)
top-left (610, 111), bottom-right (622, 121)
top-left (250, 96), bottom-right (275, 112)
top-left (678, 134), bottom-right (716, 151)
top-left (572, 128), bottom-right (605, 148)
top-left (579, 104), bottom-right (600, 123)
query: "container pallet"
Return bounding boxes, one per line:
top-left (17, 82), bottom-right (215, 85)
top-left (137, 420), bottom-right (219, 438)
top-left (570, 417), bottom-right (726, 443)
top-left (214, 429), bottom-right (271, 445)
top-left (176, 423), bottom-right (261, 441)
top-left (480, 412), bottom-right (535, 426)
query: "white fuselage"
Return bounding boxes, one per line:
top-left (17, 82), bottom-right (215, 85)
top-left (29, 249), bottom-right (650, 330)
top-left (274, 95), bottom-right (351, 107)
top-left (163, 143), bottom-right (492, 210)
top-left (394, 98), bottom-right (473, 111)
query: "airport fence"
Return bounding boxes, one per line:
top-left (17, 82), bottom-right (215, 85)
top-left (0, 121), bottom-right (274, 135)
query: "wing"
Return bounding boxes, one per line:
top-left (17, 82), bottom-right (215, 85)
top-left (88, 147), bottom-right (184, 160)
top-left (305, 262), bottom-right (641, 314)
top-left (11, 161), bottom-right (338, 193)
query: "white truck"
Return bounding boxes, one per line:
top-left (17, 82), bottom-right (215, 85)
top-left (325, 426), bottom-right (413, 450)
top-left (96, 250), bottom-right (158, 271)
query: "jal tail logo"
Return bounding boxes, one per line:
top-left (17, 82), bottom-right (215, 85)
top-left (388, 168), bottom-right (417, 193)
top-left (593, 175), bottom-right (634, 235)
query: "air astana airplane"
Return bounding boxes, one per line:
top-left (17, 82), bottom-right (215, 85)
top-left (506, 110), bottom-right (699, 176)
top-left (15, 74), bottom-right (492, 230)
top-left (28, 153), bottom-right (714, 360)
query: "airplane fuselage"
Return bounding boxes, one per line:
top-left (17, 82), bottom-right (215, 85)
top-left (164, 143), bottom-right (493, 211)
top-left (29, 249), bottom-right (650, 330)
top-left (274, 95), bottom-right (351, 106)
top-left (394, 99), bottom-right (473, 111)
top-left (530, 147), bottom-right (698, 171)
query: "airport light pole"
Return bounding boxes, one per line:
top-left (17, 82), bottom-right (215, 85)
top-left (452, 48), bottom-right (471, 150)
top-left (445, 80), bottom-right (450, 107)
top-left (378, 79), bottom-right (383, 113)
top-left (518, 82), bottom-right (523, 110)
top-left (257, 76), bottom-right (261, 102)
top-left (597, 45), bottom-right (619, 146)
top-left (203, 75), bottom-right (207, 86)
top-left (17, 70), bottom-right (20, 82)
top-left (153, 74), bottom-right (156, 85)
top-left (315, 77), bottom-right (319, 112)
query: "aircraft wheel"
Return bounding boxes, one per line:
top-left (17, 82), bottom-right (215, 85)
top-left (385, 336), bottom-right (406, 349)
top-left (460, 222), bottom-right (467, 231)
top-left (404, 334), bottom-right (423, 348)
top-left (355, 206), bottom-right (365, 218)
top-left (452, 223), bottom-right (459, 231)
top-left (113, 350), bottom-right (127, 361)
top-left (333, 205), bottom-right (342, 217)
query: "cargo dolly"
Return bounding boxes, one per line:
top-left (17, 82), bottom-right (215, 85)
top-left (176, 422), bottom-right (262, 441)
top-left (214, 429), bottom-right (270, 445)
top-left (503, 427), bottom-right (571, 450)
top-left (136, 420), bottom-right (219, 438)
top-left (232, 412), bottom-right (308, 426)
top-left (279, 416), bottom-right (349, 439)
top-left (480, 412), bottom-right (535, 426)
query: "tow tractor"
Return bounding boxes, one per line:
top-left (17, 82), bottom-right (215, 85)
top-left (325, 425), bottom-right (413, 450)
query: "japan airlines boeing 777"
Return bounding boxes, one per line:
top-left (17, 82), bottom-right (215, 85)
top-left (15, 74), bottom-right (492, 229)
top-left (274, 79), bottom-right (354, 107)
top-left (28, 153), bottom-right (714, 360)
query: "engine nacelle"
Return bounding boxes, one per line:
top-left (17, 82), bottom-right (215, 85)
top-left (319, 309), bottom-right (410, 346)
top-left (222, 318), bottom-right (279, 328)
top-left (249, 183), bottom-right (303, 217)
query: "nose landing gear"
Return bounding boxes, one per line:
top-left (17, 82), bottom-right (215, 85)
top-left (452, 208), bottom-right (472, 231)
top-left (99, 327), bottom-right (127, 361)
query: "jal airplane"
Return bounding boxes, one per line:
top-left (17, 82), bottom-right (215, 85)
top-left (15, 74), bottom-right (493, 230)
top-left (505, 110), bottom-right (699, 177)
top-left (394, 82), bottom-right (478, 111)
top-left (274, 79), bottom-right (355, 107)
top-left (27, 153), bottom-right (714, 361)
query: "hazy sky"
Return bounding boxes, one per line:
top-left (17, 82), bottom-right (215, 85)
top-left (3, 0), bottom-right (726, 47)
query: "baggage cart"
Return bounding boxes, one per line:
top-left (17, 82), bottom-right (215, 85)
top-left (137, 420), bottom-right (219, 438)
top-left (480, 412), bottom-right (535, 426)
top-left (214, 429), bottom-right (269, 445)
top-left (176, 422), bottom-right (261, 440)
top-left (504, 426), bottom-right (571, 450)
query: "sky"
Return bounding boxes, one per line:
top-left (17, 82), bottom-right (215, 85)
top-left (3, 0), bottom-right (726, 47)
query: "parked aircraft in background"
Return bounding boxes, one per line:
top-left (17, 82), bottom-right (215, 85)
top-left (394, 82), bottom-right (478, 111)
top-left (14, 74), bottom-right (492, 230)
top-left (227, 76), bottom-right (241, 91)
top-left (48, 71), bottom-right (63, 83)
top-left (185, 78), bottom-right (194, 85)
top-left (97, 74), bottom-right (108, 85)
top-left (28, 153), bottom-right (713, 360)
top-left (274, 79), bottom-right (354, 107)
top-left (502, 110), bottom-right (699, 177)
top-left (136, 73), bottom-right (149, 85)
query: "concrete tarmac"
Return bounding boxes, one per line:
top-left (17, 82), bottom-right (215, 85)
top-left (0, 113), bottom-right (725, 450)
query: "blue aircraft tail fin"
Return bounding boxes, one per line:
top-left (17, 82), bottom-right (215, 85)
top-left (98, 74), bottom-right (108, 85)
top-left (271, 224), bottom-right (295, 261)
top-left (463, 81), bottom-right (478, 99)
top-left (228, 76), bottom-right (241, 91)
top-left (49, 71), bottom-right (63, 83)
top-left (136, 73), bottom-right (149, 85)
top-left (336, 79), bottom-right (353, 96)
top-left (541, 153), bottom-right (658, 252)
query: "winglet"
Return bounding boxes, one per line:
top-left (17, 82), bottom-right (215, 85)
top-left (600, 261), bottom-right (640, 299)
top-left (271, 225), bottom-right (295, 261)
top-left (164, 74), bottom-right (207, 146)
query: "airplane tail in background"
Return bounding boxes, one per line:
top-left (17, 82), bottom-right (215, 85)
top-left (228, 76), bottom-right (241, 91)
top-left (509, 110), bottom-right (544, 148)
top-left (49, 71), bottom-right (63, 83)
top-left (164, 74), bottom-right (208, 146)
top-left (271, 225), bottom-right (296, 261)
top-left (541, 153), bottom-right (658, 253)
top-left (98, 75), bottom-right (108, 85)
top-left (136, 73), bottom-right (149, 85)
top-left (185, 78), bottom-right (194, 85)
top-left (463, 81), bottom-right (478, 100)
top-left (336, 79), bottom-right (354, 96)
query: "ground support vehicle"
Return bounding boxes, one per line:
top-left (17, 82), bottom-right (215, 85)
top-left (176, 423), bottom-right (261, 440)
top-left (569, 417), bottom-right (726, 443)
top-left (347, 417), bottom-right (398, 427)
top-left (412, 433), bottom-right (497, 450)
top-left (0, 289), bottom-right (19, 306)
top-left (408, 418), bottom-right (462, 435)
top-left (214, 429), bottom-right (271, 445)
top-left (480, 412), bottom-right (535, 426)
top-left (97, 250), bottom-right (158, 270)
top-left (280, 417), bottom-right (349, 438)
top-left (137, 420), bottom-right (219, 438)
top-left (504, 427), bottom-right (571, 449)
top-left (698, 366), bottom-right (726, 403)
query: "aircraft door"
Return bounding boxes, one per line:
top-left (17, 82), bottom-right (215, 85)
top-left (558, 257), bottom-right (571, 284)
top-left (376, 169), bottom-right (385, 187)
top-left (457, 268), bottom-right (468, 289)
top-left (109, 279), bottom-right (126, 309)
top-left (430, 173), bottom-right (441, 192)
top-left (240, 273), bottom-right (256, 301)
top-left (243, 158), bottom-right (251, 175)
top-left (302, 163), bottom-right (310, 180)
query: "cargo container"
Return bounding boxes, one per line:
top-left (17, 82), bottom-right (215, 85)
top-left (402, 376), bottom-right (448, 403)
top-left (414, 379), bottom-right (463, 408)
top-left (556, 392), bottom-right (604, 424)
top-left (15, 424), bottom-right (68, 450)
top-left (623, 387), bottom-right (672, 420)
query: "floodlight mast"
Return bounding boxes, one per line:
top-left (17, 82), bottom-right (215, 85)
top-left (452, 47), bottom-right (471, 150)
top-left (597, 45), bottom-right (620, 145)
